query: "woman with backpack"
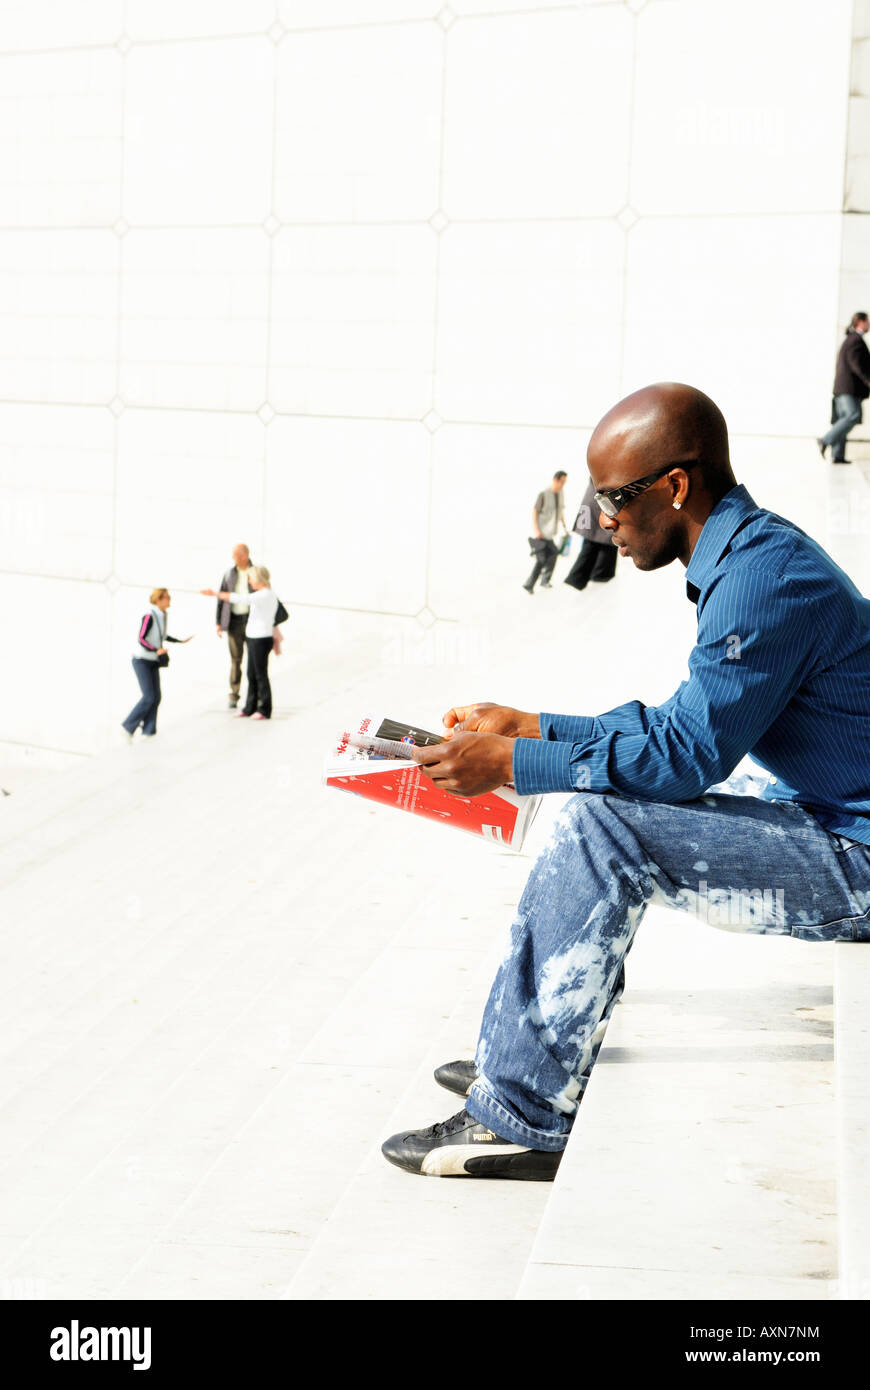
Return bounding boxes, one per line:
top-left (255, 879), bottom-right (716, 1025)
top-left (122, 587), bottom-right (193, 741)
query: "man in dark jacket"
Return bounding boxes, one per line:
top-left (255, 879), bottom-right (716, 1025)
top-left (563, 478), bottom-right (618, 591)
top-left (215, 543), bottom-right (253, 708)
top-left (817, 312), bottom-right (870, 464)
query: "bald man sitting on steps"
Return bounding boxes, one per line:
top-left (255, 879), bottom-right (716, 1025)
top-left (381, 382), bottom-right (870, 1182)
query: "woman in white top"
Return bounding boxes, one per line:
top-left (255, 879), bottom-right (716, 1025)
top-left (201, 565), bottom-right (277, 719)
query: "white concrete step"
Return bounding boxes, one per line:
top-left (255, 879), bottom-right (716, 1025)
top-left (517, 914), bottom-right (837, 1301)
top-left (280, 907), bottom-right (550, 1301)
top-left (834, 942), bottom-right (870, 1301)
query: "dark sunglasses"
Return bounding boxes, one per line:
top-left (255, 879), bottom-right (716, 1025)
top-left (593, 459), bottom-right (703, 518)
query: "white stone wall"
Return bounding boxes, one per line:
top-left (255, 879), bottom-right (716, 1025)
top-left (0, 0), bottom-right (857, 758)
top-left (842, 0), bottom-right (870, 323)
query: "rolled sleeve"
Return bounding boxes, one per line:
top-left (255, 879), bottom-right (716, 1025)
top-left (539, 712), bottom-right (596, 742)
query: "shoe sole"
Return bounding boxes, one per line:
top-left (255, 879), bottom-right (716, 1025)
top-left (465, 1150), bottom-right (562, 1181)
top-left (420, 1145), bottom-right (561, 1181)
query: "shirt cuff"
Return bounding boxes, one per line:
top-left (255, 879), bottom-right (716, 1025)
top-left (513, 738), bottom-right (577, 795)
top-left (539, 712), bottom-right (597, 743)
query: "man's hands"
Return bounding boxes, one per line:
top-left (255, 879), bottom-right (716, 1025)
top-left (410, 702), bottom-right (540, 798)
top-left (412, 731), bottom-right (515, 799)
top-left (216, 626), bottom-right (224, 638)
top-left (442, 703), bottom-right (541, 739)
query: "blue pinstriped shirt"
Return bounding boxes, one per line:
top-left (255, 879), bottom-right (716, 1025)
top-left (513, 485), bottom-right (870, 845)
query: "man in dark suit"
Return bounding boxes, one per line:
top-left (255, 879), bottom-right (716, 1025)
top-left (817, 312), bottom-right (870, 464)
top-left (215, 543), bottom-right (253, 709)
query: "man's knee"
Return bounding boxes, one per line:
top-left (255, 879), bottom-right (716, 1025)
top-left (558, 789), bottom-right (644, 829)
top-left (533, 793), bottom-right (633, 874)
top-left (538, 791), bottom-right (663, 891)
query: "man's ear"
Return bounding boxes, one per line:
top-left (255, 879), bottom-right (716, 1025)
top-left (668, 468), bottom-right (691, 508)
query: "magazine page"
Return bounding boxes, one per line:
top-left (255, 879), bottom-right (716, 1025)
top-left (373, 716), bottom-right (443, 747)
top-left (325, 713), bottom-right (541, 850)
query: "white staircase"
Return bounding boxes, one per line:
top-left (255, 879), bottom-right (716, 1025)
top-left (0, 490), bottom-right (866, 1300)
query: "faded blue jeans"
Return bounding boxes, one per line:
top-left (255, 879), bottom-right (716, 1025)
top-left (123, 658), bottom-right (162, 736)
top-left (821, 393), bottom-right (863, 461)
top-left (466, 783), bottom-right (870, 1151)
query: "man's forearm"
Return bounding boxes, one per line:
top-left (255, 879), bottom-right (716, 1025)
top-left (513, 737), bottom-right (577, 794)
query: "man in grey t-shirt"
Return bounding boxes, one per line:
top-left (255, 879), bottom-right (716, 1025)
top-left (523, 471), bottom-right (568, 593)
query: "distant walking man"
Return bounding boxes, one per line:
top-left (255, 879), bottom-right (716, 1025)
top-left (817, 312), bottom-right (870, 464)
top-left (216, 543), bottom-right (253, 709)
top-left (523, 471), bottom-right (568, 593)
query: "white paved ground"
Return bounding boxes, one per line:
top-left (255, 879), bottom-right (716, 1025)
top-left (0, 454), bottom-right (867, 1300)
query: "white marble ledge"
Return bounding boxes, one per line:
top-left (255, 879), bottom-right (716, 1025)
top-left (834, 942), bottom-right (870, 1301)
top-left (517, 914), bottom-right (837, 1301)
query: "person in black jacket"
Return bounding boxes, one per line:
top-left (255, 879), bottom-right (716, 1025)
top-left (563, 478), bottom-right (618, 590)
top-left (817, 312), bottom-right (870, 464)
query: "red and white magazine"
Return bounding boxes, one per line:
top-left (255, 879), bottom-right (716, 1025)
top-left (325, 713), bottom-right (541, 850)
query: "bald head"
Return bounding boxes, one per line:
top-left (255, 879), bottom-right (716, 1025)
top-left (589, 383), bottom-right (732, 492)
top-left (587, 384), bottom-right (737, 572)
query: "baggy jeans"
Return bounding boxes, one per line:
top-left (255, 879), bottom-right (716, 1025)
top-left (563, 539), bottom-right (617, 590)
top-left (466, 784), bottom-right (870, 1152)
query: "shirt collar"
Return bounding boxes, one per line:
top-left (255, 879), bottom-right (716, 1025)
top-left (684, 483), bottom-right (758, 602)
